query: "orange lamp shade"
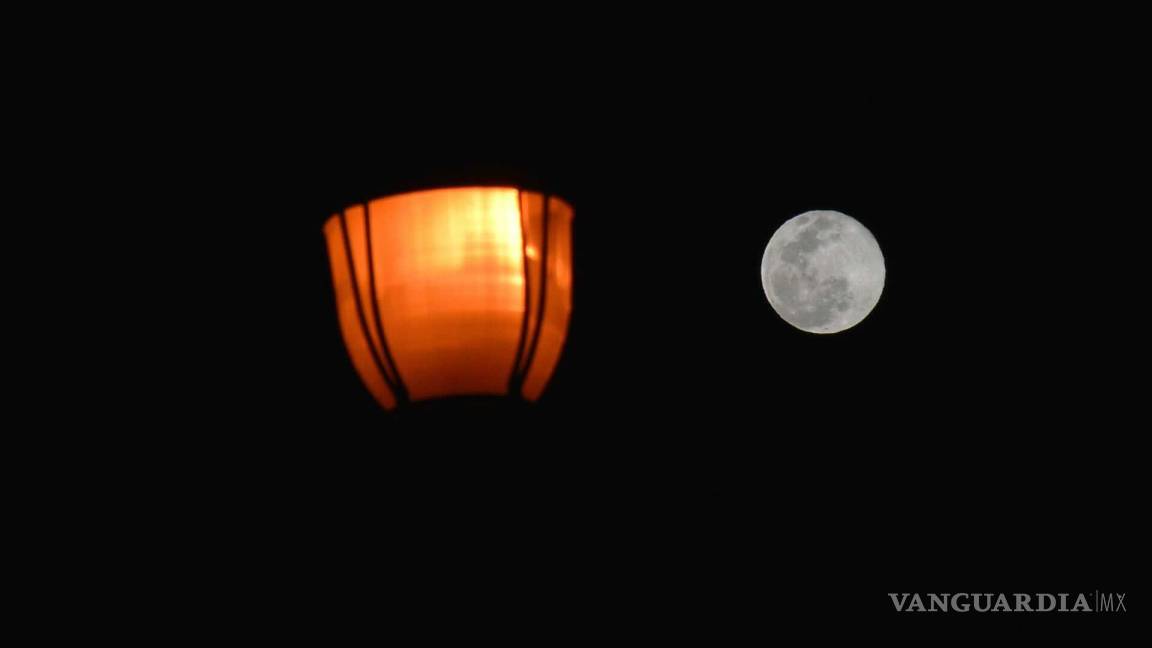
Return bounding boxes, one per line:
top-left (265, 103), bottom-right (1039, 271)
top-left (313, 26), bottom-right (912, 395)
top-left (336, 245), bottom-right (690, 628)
top-left (323, 186), bottom-right (574, 410)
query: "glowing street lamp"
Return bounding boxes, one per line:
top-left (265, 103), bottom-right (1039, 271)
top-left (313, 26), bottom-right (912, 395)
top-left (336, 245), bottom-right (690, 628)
top-left (324, 186), bottom-right (573, 410)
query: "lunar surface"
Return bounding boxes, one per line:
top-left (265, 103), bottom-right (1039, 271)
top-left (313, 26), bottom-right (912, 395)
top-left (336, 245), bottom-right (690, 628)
top-left (760, 210), bottom-right (885, 334)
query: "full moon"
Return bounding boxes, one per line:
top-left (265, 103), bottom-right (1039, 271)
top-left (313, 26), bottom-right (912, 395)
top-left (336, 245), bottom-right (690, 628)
top-left (760, 210), bottom-right (885, 334)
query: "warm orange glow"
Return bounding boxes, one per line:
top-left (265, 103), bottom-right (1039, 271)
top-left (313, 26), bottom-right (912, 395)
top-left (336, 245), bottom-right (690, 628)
top-left (324, 186), bottom-right (574, 409)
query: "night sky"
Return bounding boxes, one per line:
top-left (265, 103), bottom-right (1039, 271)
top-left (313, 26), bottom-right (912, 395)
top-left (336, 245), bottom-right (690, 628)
top-left (202, 17), bottom-right (1142, 640)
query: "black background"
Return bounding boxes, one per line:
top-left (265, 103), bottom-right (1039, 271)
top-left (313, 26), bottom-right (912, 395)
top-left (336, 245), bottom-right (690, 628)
top-left (187, 12), bottom-right (1145, 641)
